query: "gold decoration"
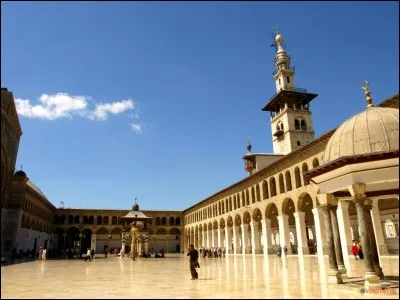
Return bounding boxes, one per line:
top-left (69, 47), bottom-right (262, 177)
top-left (361, 80), bottom-right (374, 108)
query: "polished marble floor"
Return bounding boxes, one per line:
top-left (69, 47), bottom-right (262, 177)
top-left (1, 254), bottom-right (399, 299)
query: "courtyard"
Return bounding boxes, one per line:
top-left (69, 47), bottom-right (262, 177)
top-left (1, 254), bottom-right (399, 299)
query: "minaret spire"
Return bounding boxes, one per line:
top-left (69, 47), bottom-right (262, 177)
top-left (362, 80), bottom-right (374, 108)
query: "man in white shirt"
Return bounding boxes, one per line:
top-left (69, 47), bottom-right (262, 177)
top-left (42, 248), bottom-right (47, 261)
top-left (84, 248), bottom-right (92, 261)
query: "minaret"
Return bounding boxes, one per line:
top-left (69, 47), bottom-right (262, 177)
top-left (243, 138), bottom-right (255, 176)
top-left (262, 26), bottom-right (318, 154)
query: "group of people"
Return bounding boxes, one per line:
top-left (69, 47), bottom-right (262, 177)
top-left (198, 246), bottom-right (226, 258)
top-left (351, 240), bottom-right (364, 260)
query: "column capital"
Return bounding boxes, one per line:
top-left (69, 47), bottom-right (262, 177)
top-left (349, 183), bottom-right (366, 198)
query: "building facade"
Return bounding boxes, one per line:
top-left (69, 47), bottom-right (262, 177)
top-left (1, 27), bottom-right (398, 286)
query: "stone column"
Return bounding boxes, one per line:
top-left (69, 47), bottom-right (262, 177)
top-left (261, 218), bottom-right (272, 255)
top-left (364, 204), bottom-right (384, 279)
top-left (336, 201), bottom-right (352, 270)
top-left (217, 228), bottom-right (222, 247)
top-left (330, 206), bottom-right (348, 278)
top-left (193, 232), bottom-right (197, 249)
top-left (197, 230), bottom-right (202, 248)
top-left (250, 221), bottom-right (261, 254)
top-left (354, 193), bottom-right (380, 288)
top-left (241, 223), bottom-right (249, 254)
top-left (213, 229), bottom-right (218, 247)
top-left (233, 225), bottom-right (240, 254)
top-left (370, 202), bottom-right (389, 256)
top-left (312, 207), bottom-right (327, 255)
top-left (322, 204), bottom-right (343, 284)
top-left (277, 215), bottom-right (292, 254)
top-left (91, 234), bottom-right (97, 252)
top-left (225, 227), bottom-right (232, 254)
top-left (294, 211), bottom-right (309, 255)
top-left (206, 229), bottom-right (211, 248)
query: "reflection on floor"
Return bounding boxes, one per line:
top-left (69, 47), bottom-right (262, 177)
top-left (1, 254), bottom-right (399, 299)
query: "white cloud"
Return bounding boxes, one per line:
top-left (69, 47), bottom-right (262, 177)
top-left (15, 93), bottom-right (136, 122)
top-left (89, 99), bottom-right (134, 121)
top-left (130, 123), bottom-right (144, 134)
top-left (15, 93), bottom-right (88, 120)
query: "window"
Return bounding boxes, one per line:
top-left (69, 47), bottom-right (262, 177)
top-left (385, 219), bottom-right (397, 238)
top-left (297, 141), bottom-right (301, 146)
top-left (287, 76), bottom-right (291, 83)
top-left (276, 121), bottom-right (284, 131)
top-left (301, 120), bottom-right (307, 131)
top-left (295, 119), bottom-right (300, 130)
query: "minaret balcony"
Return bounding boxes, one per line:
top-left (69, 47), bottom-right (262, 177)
top-left (245, 161), bottom-right (255, 172)
top-left (273, 129), bottom-right (284, 137)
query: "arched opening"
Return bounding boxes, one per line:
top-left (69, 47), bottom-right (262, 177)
top-left (88, 216), bottom-right (94, 224)
top-left (82, 228), bottom-right (92, 252)
top-left (97, 216), bottom-right (103, 225)
top-left (82, 216), bottom-right (88, 224)
top-left (302, 163), bottom-right (310, 185)
top-left (111, 216), bottom-right (117, 225)
top-left (298, 193), bottom-right (316, 254)
top-left (54, 215), bottom-right (60, 224)
top-left (285, 171), bottom-right (292, 191)
top-left (241, 191), bottom-right (246, 207)
top-left (279, 173), bottom-right (285, 194)
top-left (312, 158), bottom-right (320, 168)
top-left (265, 203), bottom-right (279, 254)
top-left (256, 184), bottom-right (261, 202)
top-left (269, 177), bottom-right (277, 197)
top-left (161, 217), bottom-right (167, 225)
top-left (262, 180), bottom-right (269, 199)
top-left (169, 217), bottom-right (175, 226)
top-left (175, 217), bottom-right (180, 226)
top-left (74, 215), bottom-right (80, 224)
top-left (68, 215), bottom-right (73, 224)
top-left (294, 167), bottom-right (301, 189)
top-left (251, 187), bottom-right (256, 204)
top-left (295, 119), bottom-right (300, 130)
top-left (59, 215), bottom-right (66, 224)
top-left (245, 189), bottom-right (250, 206)
top-left (156, 217), bottom-right (161, 225)
top-left (103, 216), bottom-right (109, 225)
top-left (301, 120), bottom-right (307, 131)
top-left (66, 227), bottom-right (80, 250)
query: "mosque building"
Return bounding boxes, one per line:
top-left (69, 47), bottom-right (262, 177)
top-left (1, 27), bottom-right (398, 287)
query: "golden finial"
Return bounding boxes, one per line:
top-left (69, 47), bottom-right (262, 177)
top-left (246, 138), bottom-right (252, 153)
top-left (361, 80), bottom-right (374, 108)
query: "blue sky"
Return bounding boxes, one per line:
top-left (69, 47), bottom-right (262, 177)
top-left (1, 2), bottom-right (398, 211)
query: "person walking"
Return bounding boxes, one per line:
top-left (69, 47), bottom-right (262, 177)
top-left (42, 248), bottom-right (47, 261)
top-left (187, 244), bottom-right (199, 280)
top-left (84, 248), bottom-right (91, 262)
top-left (351, 241), bottom-right (359, 260)
top-left (91, 249), bottom-right (95, 260)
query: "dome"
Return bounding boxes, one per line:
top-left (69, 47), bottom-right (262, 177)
top-left (323, 107), bottom-right (399, 163)
top-left (14, 170), bottom-right (27, 177)
top-left (275, 34), bottom-right (283, 44)
top-left (132, 202), bottom-right (139, 211)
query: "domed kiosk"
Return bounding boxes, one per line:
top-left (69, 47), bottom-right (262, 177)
top-left (305, 82), bottom-right (399, 289)
top-left (120, 198), bottom-right (154, 260)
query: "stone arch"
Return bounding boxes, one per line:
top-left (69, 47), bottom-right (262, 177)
top-left (278, 173), bottom-right (285, 194)
top-left (213, 219), bottom-right (218, 229)
top-left (256, 184), bottom-right (261, 202)
top-left (96, 227), bottom-right (109, 234)
top-left (269, 177), bottom-right (277, 197)
top-left (234, 214), bottom-right (242, 226)
top-left (265, 203), bottom-right (278, 227)
top-left (219, 218), bottom-right (225, 229)
top-left (74, 215), bottom-right (80, 224)
top-left (161, 217), bottom-right (167, 225)
top-left (252, 208), bottom-right (262, 221)
top-left (251, 186), bottom-right (256, 204)
top-left (68, 215), bottom-right (73, 224)
top-left (169, 217), bottom-right (175, 226)
top-left (156, 217), bottom-right (161, 226)
top-left (298, 192), bottom-right (315, 227)
top-left (82, 228), bottom-right (92, 251)
top-left (82, 215), bottom-right (88, 224)
top-left (285, 170), bottom-right (292, 191)
top-left (226, 215), bottom-right (234, 228)
top-left (66, 226), bottom-right (80, 248)
top-left (103, 216), bottom-right (109, 225)
top-left (294, 167), bottom-right (301, 189)
top-left (302, 163), bottom-right (310, 185)
top-left (169, 227), bottom-right (181, 235)
top-left (111, 216), bottom-right (118, 225)
top-left (59, 215), bottom-right (66, 224)
top-left (241, 191), bottom-right (245, 207)
top-left (175, 217), bottom-right (181, 226)
top-left (236, 193), bottom-right (241, 209)
top-left (97, 216), bottom-right (103, 225)
top-left (88, 216), bottom-right (94, 224)
top-left (242, 211), bottom-right (251, 224)
top-left (262, 180), bottom-right (269, 199)
top-left (245, 189), bottom-right (250, 206)
top-left (207, 222), bottom-right (213, 231)
top-left (156, 228), bottom-right (167, 235)
top-left (312, 157), bottom-right (320, 168)
top-left (282, 198), bottom-right (295, 225)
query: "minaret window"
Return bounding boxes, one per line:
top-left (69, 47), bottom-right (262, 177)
top-left (301, 120), bottom-right (307, 131)
top-left (276, 121), bottom-right (284, 131)
top-left (295, 119), bottom-right (300, 130)
top-left (287, 76), bottom-right (291, 83)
